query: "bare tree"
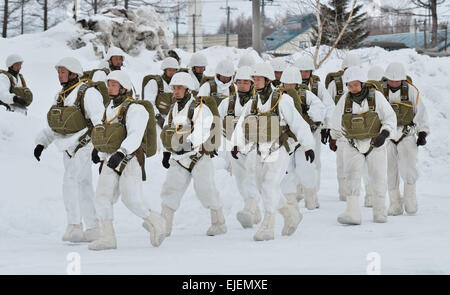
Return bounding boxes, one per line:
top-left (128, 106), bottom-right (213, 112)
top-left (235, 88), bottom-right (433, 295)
top-left (288, 0), bottom-right (357, 68)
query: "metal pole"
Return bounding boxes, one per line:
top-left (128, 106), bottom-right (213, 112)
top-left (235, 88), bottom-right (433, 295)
top-left (176, 16), bottom-right (179, 48)
top-left (226, 6), bottom-right (230, 46)
top-left (193, 14), bottom-right (196, 52)
top-left (414, 19), bottom-right (417, 49)
top-left (252, 0), bottom-right (261, 54)
top-left (424, 19), bottom-right (427, 49)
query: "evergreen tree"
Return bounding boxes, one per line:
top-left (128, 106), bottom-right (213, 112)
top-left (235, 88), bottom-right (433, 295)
top-left (311, 0), bottom-right (369, 49)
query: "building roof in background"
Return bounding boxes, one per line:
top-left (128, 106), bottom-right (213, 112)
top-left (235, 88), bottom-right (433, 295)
top-left (362, 30), bottom-right (450, 51)
top-left (264, 13), bottom-right (317, 51)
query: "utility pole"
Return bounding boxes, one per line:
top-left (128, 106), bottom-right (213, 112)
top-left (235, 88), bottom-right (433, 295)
top-left (221, 0), bottom-right (237, 47)
top-left (193, 13), bottom-right (196, 52)
top-left (414, 19), bottom-right (417, 49)
top-left (424, 19), bottom-right (427, 49)
top-left (252, 0), bottom-right (261, 54)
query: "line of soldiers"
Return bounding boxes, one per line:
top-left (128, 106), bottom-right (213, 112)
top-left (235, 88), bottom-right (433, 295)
top-left (0, 48), bottom-right (429, 250)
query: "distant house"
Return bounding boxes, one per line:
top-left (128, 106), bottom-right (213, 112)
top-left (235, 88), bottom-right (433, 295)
top-left (264, 13), bottom-right (317, 54)
top-left (361, 30), bottom-right (450, 52)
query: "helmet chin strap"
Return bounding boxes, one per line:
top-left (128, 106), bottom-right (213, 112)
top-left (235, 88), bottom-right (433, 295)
top-left (7, 67), bottom-right (19, 77)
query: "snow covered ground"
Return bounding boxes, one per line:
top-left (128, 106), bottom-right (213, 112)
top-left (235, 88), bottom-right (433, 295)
top-left (1, 20), bottom-right (450, 275)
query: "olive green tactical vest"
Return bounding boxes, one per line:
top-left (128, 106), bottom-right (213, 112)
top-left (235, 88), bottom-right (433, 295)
top-left (341, 88), bottom-right (382, 140)
top-left (161, 96), bottom-right (221, 155)
top-left (381, 80), bottom-right (415, 126)
top-left (141, 75), bottom-right (176, 116)
top-left (325, 71), bottom-right (345, 104)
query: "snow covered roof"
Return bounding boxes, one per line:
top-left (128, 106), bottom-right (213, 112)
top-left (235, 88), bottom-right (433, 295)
top-left (362, 30), bottom-right (450, 51)
top-left (264, 13), bottom-right (317, 52)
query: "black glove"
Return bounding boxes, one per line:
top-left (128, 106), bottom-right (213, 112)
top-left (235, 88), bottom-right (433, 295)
top-left (91, 148), bottom-right (100, 164)
top-left (373, 129), bottom-right (390, 148)
top-left (13, 96), bottom-right (27, 106)
top-left (329, 138), bottom-right (337, 152)
top-left (107, 151), bottom-right (125, 169)
top-left (416, 131), bottom-right (427, 146)
top-left (34, 144), bottom-right (44, 161)
top-left (231, 146), bottom-right (239, 159)
top-left (305, 149), bottom-right (315, 163)
top-left (321, 129), bottom-right (330, 145)
top-left (155, 113), bottom-right (165, 129)
top-left (162, 152), bottom-right (171, 169)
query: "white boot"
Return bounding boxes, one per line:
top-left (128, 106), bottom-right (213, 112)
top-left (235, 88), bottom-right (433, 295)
top-left (62, 224), bottom-right (85, 243)
top-left (388, 189), bottom-right (404, 216)
top-left (364, 184), bottom-right (373, 208)
top-left (337, 195), bottom-right (361, 225)
top-left (253, 212), bottom-right (275, 241)
top-left (296, 183), bottom-right (304, 201)
top-left (83, 227), bottom-right (100, 242)
top-left (304, 188), bottom-right (318, 210)
top-left (278, 205), bottom-right (302, 236)
top-left (404, 183), bottom-right (418, 214)
top-left (160, 205), bottom-right (175, 237)
top-left (207, 208), bottom-right (227, 236)
top-left (372, 196), bottom-right (388, 223)
top-left (285, 194), bottom-right (299, 211)
top-left (88, 220), bottom-right (117, 250)
top-left (142, 211), bottom-right (167, 247)
top-left (237, 198), bottom-right (261, 229)
top-left (338, 177), bottom-right (347, 201)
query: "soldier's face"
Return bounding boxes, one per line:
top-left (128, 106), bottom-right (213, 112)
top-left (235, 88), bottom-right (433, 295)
top-left (236, 80), bottom-right (251, 92)
top-left (109, 56), bottom-right (123, 68)
top-left (388, 80), bottom-right (402, 88)
top-left (300, 70), bottom-right (312, 80)
top-left (173, 85), bottom-right (187, 99)
top-left (12, 62), bottom-right (22, 72)
top-left (253, 76), bottom-right (266, 90)
top-left (193, 66), bottom-right (205, 74)
top-left (274, 71), bottom-right (283, 81)
top-left (165, 68), bottom-right (177, 78)
top-left (283, 83), bottom-right (297, 89)
top-left (57, 67), bottom-right (70, 84)
top-left (108, 80), bottom-right (122, 96)
top-left (219, 75), bottom-right (231, 84)
top-left (347, 81), bottom-right (362, 94)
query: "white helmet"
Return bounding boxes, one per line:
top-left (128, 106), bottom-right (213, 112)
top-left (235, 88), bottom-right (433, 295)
top-left (294, 56), bottom-right (315, 71)
top-left (367, 65), bottom-right (384, 81)
top-left (238, 53), bottom-right (256, 68)
top-left (55, 57), bottom-right (83, 76)
top-left (280, 66), bottom-right (302, 84)
top-left (270, 58), bottom-right (287, 72)
top-left (6, 54), bottom-right (24, 68)
top-left (215, 59), bottom-right (235, 77)
top-left (161, 57), bottom-right (180, 71)
top-left (384, 62), bottom-right (406, 81)
top-left (341, 53), bottom-right (361, 70)
top-left (342, 66), bottom-right (367, 84)
top-left (235, 66), bottom-right (253, 82)
top-left (169, 72), bottom-right (194, 90)
top-left (106, 70), bottom-right (133, 90)
top-left (189, 52), bottom-right (208, 67)
top-left (106, 46), bottom-right (126, 61)
top-left (252, 62), bottom-right (275, 81)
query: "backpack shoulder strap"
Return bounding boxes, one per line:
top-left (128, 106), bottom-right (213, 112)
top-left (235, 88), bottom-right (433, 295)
top-left (401, 80), bottom-right (409, 101)
top-left (208, 80), bottom-right (217, 96)
top-left (344, 93), bottom-right (353, 113)
top-left (117, 99), bottom-right (136, 125)
top-left (187, 99), bottom-right (199, 124)
top-left (335, 75), bottom-right (343, 95)
top-left (271, 89), bottom-right (281, 115)
top-left (227, 94), bottom-right (236, 116)
top-left (368, 88), bottom-right (376, 111)
top-left (19, 73), bottom-right (26, 87)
